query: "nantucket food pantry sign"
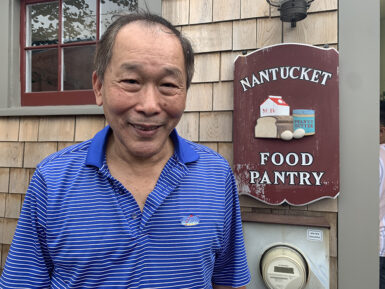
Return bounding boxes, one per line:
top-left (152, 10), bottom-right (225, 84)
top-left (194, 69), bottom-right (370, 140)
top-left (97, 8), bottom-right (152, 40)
top-left (233, 43), bottom-right (339, 205)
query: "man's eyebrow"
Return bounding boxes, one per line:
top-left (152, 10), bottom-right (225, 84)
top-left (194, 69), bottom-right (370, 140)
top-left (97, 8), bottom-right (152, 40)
top-left (163, 67), bottom-right (184, 79)
top-left (119, 63), bottom-right (184, 79)
top-left (120, 63), bottom-right (140, 71)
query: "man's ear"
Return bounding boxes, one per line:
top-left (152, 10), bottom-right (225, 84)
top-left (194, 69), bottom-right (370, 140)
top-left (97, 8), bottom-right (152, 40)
top-left (92, 71), bottom-right (103, 106)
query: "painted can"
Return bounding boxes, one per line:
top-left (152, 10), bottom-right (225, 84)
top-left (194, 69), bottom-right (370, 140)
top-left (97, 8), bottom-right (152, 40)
top-left (293, 109), bottom-right (315, 135)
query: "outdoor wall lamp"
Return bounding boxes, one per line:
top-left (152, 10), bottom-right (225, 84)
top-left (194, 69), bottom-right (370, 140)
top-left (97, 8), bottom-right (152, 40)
top-left (266, 0), bottom-right (315, 27)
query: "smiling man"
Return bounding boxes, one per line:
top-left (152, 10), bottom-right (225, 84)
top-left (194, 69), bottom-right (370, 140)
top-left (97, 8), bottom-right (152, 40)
top-left (0, 13), bottom-right (250, 288)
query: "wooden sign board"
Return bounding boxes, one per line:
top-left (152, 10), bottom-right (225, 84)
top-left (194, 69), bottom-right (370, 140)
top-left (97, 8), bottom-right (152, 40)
top-left (233, 43), bottom-right (339, 206)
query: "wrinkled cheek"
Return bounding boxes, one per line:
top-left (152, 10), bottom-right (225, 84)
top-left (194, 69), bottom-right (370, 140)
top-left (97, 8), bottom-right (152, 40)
top-left (105, 92), bottom-right (135, 115)
top-left (161, 98), bottom-right (186, 119)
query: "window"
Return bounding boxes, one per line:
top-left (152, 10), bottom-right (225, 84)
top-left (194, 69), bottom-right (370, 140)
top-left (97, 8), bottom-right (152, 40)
top-left (21, 0), bottom-right (141, 106)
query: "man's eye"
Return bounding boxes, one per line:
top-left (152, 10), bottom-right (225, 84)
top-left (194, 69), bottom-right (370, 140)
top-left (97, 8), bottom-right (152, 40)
top-left (161, 83), bottom-right (178, 88)
top-left (122, 79), bottom-right (138, 84)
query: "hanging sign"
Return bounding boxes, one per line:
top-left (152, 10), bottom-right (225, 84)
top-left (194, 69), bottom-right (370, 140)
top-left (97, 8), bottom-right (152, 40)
top-left (233, 43), bottom-right (339, 206)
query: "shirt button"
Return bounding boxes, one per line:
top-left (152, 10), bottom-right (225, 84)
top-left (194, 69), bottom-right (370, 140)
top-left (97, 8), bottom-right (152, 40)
top-left (131, 213), bottom-right (138, 219)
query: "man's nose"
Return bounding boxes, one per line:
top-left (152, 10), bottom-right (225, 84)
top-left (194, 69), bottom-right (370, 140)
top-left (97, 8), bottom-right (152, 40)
top-left (136, 85), bottom-right (161, 115)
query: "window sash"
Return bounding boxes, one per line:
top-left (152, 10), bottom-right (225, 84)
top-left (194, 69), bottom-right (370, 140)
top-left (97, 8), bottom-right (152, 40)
top-left (22, 0), bottom-right (101, 103)
top-left (21, 0), bottom-right (141, 106)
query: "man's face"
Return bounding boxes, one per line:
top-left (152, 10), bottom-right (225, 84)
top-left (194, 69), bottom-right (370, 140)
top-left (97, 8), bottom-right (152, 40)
top-left (93, 22), bottom-right (187, 160)
top-left (381, 125), bottom-right (385, 144)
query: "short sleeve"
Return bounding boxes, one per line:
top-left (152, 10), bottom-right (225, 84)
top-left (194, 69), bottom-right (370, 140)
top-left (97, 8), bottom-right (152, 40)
top-left (0, 169), bottom-right (53, 288)
top-left (212, 168), bottom-right (251, 287)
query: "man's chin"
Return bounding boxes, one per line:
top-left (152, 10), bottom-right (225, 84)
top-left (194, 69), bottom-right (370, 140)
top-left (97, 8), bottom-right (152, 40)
top-left (128, 141), bottom-right (173, 161)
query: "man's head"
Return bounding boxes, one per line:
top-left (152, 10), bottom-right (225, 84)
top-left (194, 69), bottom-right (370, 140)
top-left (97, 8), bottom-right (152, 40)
top-left (92, 13), bottom-right (193, 161)
top-left (94, 12), bottom-right (194, 89)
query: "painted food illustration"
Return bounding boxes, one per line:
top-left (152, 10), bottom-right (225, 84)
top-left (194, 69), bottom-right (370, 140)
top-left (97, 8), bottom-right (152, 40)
top-left (254, 96), bottom-right (315, 141)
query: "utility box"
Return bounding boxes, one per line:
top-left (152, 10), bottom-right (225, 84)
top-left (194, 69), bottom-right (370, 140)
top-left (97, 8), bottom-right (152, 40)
top-left (243, 222), bottom-right (330, 289)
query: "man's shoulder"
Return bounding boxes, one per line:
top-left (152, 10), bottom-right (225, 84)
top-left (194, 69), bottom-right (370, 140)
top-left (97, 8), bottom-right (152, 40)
top-left (37, 139), bottom-right (92, 171)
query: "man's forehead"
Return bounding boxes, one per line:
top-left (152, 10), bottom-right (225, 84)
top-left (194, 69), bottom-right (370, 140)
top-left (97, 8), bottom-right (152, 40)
top-left (118, 20), bottom-right (175, 38)
top-left (113, 21), bottom-right (182, 54)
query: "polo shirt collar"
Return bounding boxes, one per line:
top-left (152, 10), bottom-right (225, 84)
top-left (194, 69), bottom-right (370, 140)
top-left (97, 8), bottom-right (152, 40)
top-left (85, 125), bottom-right (199, 168)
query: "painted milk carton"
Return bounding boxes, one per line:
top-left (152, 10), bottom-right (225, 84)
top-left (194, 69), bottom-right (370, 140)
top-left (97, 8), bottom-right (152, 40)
top-left (260, 96), bottom-right (290, 117)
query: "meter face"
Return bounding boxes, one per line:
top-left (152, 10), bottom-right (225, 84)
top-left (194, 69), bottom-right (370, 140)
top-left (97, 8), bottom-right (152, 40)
top-left (274, 266), bottom-right (294, 274)
top-left (261, 246), bottom-right (308, 289)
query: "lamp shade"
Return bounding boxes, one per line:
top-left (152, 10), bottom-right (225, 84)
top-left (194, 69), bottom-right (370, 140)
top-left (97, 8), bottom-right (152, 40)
top-left (266, 0), bottom-right (315, 26)
top-left (266, 0), bottom-right (314, 7)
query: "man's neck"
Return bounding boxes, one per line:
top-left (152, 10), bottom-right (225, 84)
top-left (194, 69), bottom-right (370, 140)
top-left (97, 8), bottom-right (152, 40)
top-left (106, 133), bottom-right (174, 171)
top-left (105, 134), bottom-right (175, 211)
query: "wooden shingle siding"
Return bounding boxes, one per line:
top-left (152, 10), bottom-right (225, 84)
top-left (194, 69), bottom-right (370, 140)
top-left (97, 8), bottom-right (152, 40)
top-left (19, 117), bottom-right (39, 142)
top-left (23, 142), bottom-right (57, 169)
top-left (0, 169), bottom-right (9, 193)
top-left (213, 82), bottom-right (233, 111)
top-left (213, 0), bottom-right (240, 22)
top-left (233, 19), bottom-right (257, 50)
top-left (186, 83), bottom-right (213, 112)
top-left (0, 143), bottom-right (23, 168)
top-left (4, 194), bottom-right (21, 219)
top-left (0, 117), bottom-right (19, 141)
top-left (199, 111), bottom-right (232, 142)
top-left (9, 168), bottom-right (29, 194)
top-left (220, 51), bottom-right (244, 81)
top-left (1, 245), bottom-right (9, 270)
top-left (308, 0), bottom-right (338, 12)
top-left (2, 219), bottom-right (17, 245)
top-left (176, 112), bottom-right (200, 142)
top-left (283, 11), bottom-right (338, 45)
top-left (241, 0), bottom-right (280, 19)
top-left (75, 116), bottom-right (106, 142)
top-left (192, 53), bottom-right (221, 83)
top-left (218, 143), bottom-right (233, 167)
top-left (257, 17), bottom-right (282, 48)
top-left (182, 22), bottom-right (233, 53)
top-left (0, 194), bottom-right (5, 218)
top-left (38, 116), bottom-right (75, 142)
top-left (162, 0), bottom-right (190, 25)
top-left (190, 0), bottom-right (212, 24)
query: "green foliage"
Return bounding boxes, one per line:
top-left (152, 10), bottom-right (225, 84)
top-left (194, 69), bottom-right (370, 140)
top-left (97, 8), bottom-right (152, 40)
top-left (29, 0), bottom-right (138, 45)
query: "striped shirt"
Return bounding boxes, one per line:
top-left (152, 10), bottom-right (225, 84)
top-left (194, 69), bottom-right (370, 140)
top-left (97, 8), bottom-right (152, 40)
top-left (0, 126), bottom-right (250, 288)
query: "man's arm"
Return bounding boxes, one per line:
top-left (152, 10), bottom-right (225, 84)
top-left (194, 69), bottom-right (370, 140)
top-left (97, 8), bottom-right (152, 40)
top-left (0, 169), bottom-right (52, 287)
top-left (213, 285), bottom-right (247, 289)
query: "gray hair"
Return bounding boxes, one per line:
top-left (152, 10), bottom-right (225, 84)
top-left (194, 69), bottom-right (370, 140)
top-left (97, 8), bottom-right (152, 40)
top-left (94, 12), bottom-right (194, 89)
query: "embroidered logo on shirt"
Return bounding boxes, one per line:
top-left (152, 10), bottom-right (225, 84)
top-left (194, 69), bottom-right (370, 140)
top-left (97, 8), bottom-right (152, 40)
top-left (181, 215), bottom-right (200, 226)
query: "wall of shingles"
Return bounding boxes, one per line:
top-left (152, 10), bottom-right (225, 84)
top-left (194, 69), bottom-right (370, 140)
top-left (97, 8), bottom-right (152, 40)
top-left (0, 0), bottom-right (338, 283)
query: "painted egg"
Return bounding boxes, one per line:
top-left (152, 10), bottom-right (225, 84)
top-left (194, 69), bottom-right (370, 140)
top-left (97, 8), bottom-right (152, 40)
top-left (280, 130), bottom-right (293, 141)
top-left (293, 128), bottom-right (306, 139)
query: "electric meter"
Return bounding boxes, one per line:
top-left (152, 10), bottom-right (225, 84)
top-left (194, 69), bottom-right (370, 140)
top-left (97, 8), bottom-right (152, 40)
top-left (260, 245), bottom-right (309, 289)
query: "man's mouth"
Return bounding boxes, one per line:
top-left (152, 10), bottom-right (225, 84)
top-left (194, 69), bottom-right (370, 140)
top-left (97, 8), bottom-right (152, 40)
top-left (131, 123), bottom-right (161, 131)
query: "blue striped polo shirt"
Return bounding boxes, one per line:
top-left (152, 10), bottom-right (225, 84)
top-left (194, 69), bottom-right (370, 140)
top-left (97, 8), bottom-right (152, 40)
top-left (0, 126), bottom-right (250, 288)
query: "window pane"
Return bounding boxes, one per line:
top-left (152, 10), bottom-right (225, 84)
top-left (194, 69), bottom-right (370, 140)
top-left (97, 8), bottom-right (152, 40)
top-left (27, 49), bottom-right (58, 92)
top-left (63, 45), bottom-right (95, 90)
top-left (63, 0), bottom-right (97, 43)
top-left (26, 2), bottom-right (59, 46)
top-left (100, 0), bottom-right (138, 36)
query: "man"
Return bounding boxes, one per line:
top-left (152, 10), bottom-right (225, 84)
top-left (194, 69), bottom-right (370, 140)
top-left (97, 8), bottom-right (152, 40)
top-left (380, 100), bottom-right (385, 289)
top-left (0, 13), bottom-right (250, 288)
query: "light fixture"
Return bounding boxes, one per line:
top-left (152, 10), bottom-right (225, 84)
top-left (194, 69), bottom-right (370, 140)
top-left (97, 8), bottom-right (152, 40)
top-left (266, 0), bottom-right (315, 28)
